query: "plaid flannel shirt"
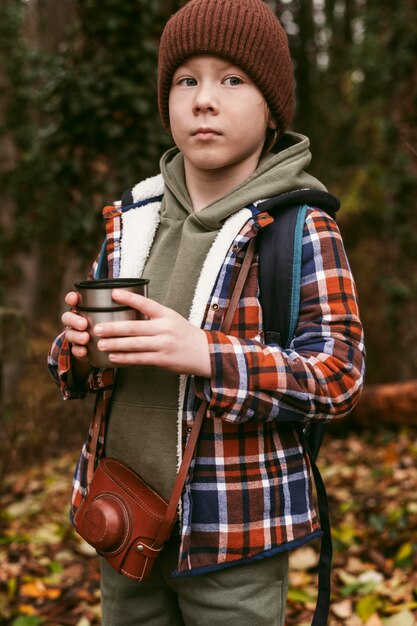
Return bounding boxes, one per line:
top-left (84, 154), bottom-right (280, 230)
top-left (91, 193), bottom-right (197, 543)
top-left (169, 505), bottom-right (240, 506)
top-left (48, 192), bottom-right (364, 576)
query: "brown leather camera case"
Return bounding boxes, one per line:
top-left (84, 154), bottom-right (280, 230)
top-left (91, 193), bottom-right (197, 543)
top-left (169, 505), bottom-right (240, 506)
top-left (73, 457), bottom-right (176, 581)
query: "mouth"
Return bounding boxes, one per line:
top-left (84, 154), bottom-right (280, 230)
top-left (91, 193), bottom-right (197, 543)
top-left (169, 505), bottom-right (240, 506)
top-left (192, 128), bottom-right (222, 140)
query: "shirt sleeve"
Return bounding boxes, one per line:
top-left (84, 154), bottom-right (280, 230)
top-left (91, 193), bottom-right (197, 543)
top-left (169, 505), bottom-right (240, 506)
top-left (47, 331), bottom-right (89, 399)
top-left (201, 208), bottom-right (365, 424)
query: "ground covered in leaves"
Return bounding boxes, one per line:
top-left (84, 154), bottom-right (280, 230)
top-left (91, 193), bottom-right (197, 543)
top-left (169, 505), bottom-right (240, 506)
top-left (1, 429), bottom-right (417, 626)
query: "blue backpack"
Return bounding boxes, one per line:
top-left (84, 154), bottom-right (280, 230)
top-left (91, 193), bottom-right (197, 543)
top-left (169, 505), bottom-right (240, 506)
top-left (257, 188), bottom-right (340, 626)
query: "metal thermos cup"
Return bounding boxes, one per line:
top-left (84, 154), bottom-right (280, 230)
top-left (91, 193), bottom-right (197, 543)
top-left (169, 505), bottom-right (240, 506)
top-left (74, 278), bottom-right (149, 369)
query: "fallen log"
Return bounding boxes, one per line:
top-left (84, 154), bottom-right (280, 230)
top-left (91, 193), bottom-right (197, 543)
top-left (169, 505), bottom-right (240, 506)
top-left (350, 380), bottom-right (417, 428)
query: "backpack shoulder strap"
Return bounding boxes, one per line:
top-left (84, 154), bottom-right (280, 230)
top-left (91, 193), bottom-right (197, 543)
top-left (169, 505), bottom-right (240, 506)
top-left (258, 189), bottom-right (340, 349)
top-left (258, 202), bottom-right (307, 348)
top-left (97, 239), bottom-right (108, 279)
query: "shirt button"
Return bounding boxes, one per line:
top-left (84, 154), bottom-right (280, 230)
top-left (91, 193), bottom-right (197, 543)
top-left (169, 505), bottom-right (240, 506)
top-left (232, 244), bottom-right (239, 252)
top-left (211, 303), bottom-right (219, 311)
top-left (185, 426), bottom-right (192, 433)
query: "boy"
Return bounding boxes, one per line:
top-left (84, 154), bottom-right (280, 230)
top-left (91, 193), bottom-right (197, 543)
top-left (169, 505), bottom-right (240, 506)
top-left (49, 0), bottom-right (365, 624)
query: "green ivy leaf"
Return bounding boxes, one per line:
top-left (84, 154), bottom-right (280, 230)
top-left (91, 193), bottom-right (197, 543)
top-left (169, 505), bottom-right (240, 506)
top-left (48, 560), bottom-right (64, 574)
top-left (355, 594), bottom-right (380, 621)
top-left (394, 542), bottom-right (414, 569)
top-left (287, 588), bottom-right (316, 604)
top-left (12, 616), bottom-right (44, 626)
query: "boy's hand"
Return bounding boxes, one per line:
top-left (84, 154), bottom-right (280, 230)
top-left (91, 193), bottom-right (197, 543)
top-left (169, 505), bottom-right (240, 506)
top-left (93, 289), bottom-right (211, 377)
top-left (61, 291), bottom-right (90, 362)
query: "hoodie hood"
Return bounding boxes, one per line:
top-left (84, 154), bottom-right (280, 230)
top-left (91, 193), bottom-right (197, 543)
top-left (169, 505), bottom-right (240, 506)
top-left (160, 131), bottom-right (326, 231)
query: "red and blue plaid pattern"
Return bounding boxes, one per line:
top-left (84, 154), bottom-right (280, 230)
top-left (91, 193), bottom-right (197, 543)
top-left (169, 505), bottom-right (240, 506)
top-left (48, 200), bottom-right (364, 574)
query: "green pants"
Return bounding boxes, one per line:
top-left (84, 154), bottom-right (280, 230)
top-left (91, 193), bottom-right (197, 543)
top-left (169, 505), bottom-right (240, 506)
top-left (100, 540), bottom-right (289, 626)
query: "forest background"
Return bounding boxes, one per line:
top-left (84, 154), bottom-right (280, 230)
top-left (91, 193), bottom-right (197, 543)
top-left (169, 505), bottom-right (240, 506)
top-left (0, 1), bottom-right (417, 625)
top-left (2, 0), bottom-right (417, 387)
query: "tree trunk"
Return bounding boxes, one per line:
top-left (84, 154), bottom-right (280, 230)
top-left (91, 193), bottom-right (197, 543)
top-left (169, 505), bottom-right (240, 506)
top-left (350, 381), bottom-right (417, 428)
top-left (292, 0), bottom-right (315, 133)
top-left (27, 0), bottom-right (77, 52)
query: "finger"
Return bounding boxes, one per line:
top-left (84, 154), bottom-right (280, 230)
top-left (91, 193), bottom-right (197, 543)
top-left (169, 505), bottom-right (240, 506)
top-left (66, 329), bottom-right (90, 346)
top-left (61, 311), bottom-right (88, 331)
top-left (107, 351), bottom-right (160, 366)
top-left (97, 336), bottom-right (159, 353)
top-left (111, 289), bottom-right (168, 318)
top-left (71, 344), bottom-right (88, 359)
top-left (94, 319), bottom-right (157, 338)
top-left (65, 291), bottom-right (79, 307)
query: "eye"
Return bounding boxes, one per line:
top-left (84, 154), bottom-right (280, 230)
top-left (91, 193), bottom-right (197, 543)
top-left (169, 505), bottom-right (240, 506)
top-left (177, 76), bottom-right (198, 87)
top-left (223, 75), bottom-right (243, 86)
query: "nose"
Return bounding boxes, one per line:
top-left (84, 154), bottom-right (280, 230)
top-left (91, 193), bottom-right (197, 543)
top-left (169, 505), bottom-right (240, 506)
top-left (192, 82), bottom-right (219, 116)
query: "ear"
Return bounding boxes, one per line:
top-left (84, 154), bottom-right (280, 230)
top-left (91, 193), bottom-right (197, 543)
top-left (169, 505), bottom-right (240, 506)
top-left (267, 113), bottom-right (277, 131)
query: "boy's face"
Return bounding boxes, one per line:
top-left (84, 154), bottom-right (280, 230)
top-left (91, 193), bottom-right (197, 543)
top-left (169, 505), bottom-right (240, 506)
top-left (169, 55), bottom-right (275, 180)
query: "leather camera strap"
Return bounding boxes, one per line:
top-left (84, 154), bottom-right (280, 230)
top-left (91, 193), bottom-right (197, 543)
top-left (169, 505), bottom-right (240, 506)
top-left (86, 393), bottom-right (103, 487)
top-left (85, 236), bottom-right (256, 543)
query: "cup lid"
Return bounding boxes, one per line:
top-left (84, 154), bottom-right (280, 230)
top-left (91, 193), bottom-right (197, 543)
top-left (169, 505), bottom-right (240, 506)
top-left (75, 278), bottom-right (149, 289)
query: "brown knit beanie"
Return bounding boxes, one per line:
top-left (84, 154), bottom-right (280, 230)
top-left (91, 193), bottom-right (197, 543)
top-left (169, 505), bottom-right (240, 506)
top-left (158, 0), bottom-right (295, 134)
